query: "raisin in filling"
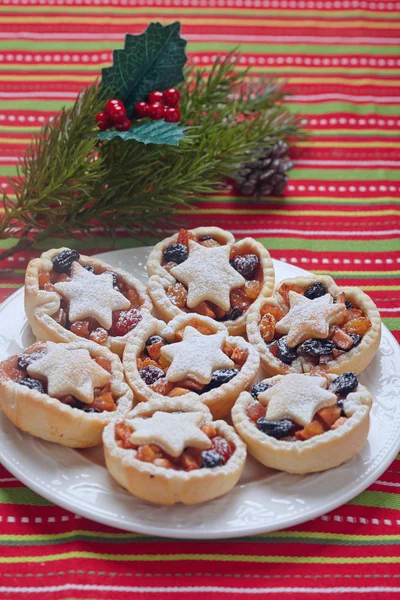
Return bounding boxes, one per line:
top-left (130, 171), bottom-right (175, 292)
top-left (1, 343), bottom-right (118, 413)
top-left (259, 282), bottom-right (372, 368)
top-left (162, 229), bottom-right (263, 321)
top-left (246, 373), bottom-right (358, 441)
top-left (137, 320), bottom-right (247, 397)
top-left (115, 420), bottom-right (234, 471)
top-left (38, 249), bottom-right (143, 343)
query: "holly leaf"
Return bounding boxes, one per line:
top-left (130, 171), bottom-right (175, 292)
top-left (97, 121), bottom-right (187, 146)
top-left (100, 22), bottom-right (187, 117)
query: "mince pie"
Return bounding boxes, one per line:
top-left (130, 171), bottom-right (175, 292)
top-left (146, 227), bottom-right (274, 335)
top-left (0, 340), bottom-right (133, 447)
top-left (246, 275), bottom-right (381, 376)
top-left (103, 397), bottom-right (246, 504)
top-left (25, 247), bottom-right (152, 356)
top-left (232, 371), bottom-right (372, 473)
top-left (123, 313), bottom-right (260, 419)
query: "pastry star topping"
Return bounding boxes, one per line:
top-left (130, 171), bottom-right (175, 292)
top-left (128, 411), bottom-right (212, 457)
top-left (170, 241), bottom-right (245, 311)
top-left (275, 292), bottom-right (345, 347)
top-left (161, 326), bottom-right (234, 384)
top-left (27, 342), bottom-right (111, 404)
top-left (54, 263), bottom-right (130, 330)
top-left (258, 374), bottom-right (337, 427)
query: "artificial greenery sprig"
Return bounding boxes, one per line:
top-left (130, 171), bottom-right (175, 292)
top-left (0, 49), bottom-right (299, 260)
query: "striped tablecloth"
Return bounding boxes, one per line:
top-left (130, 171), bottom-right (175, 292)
top-left (1, 2), bottom-right (400, 598)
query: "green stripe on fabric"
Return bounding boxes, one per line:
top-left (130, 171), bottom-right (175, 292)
top-left (0, 100), bottom-right (68, 111)
top-left (257, 238), bottom-right (400, 252)
top-left (349, 491), bottom-right (400, 510)
top-left (0, 488), bottom-right (51, 506)
top-left (1, 64), bottom-right (399, 77)
top-left (291, 168), bottom-right (400, 181)
top-left (382, 318), bottom-right (400, 331)
top-left (0, 40), bottom-right (399, 56)
top-left (3, 530), bottom-right (400, 546)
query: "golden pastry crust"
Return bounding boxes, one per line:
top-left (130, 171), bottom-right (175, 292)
top-left (146, 229), bottom-right (275, 335)
top-left (123, 313), bottom-right (260, 420)
top-left (232, 374), bottom-right (372, 474)
top-left (0, 340), bottom-right (133, 448)
top-left (246, 275), bottom-right (381, 376)
top-left (25, 248), bottom-right (153, 356)
top-left (103, 397), bottom-right (247, 505)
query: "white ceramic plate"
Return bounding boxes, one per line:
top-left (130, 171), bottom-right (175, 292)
top-left (0, 248), bottom-right (399, 540)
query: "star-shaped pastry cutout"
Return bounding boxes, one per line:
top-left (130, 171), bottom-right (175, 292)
top-left (275, 292), bottom-right (345, 347)
top-left (161, 326), bottom-right (234, 384)
top-left (128, 411), bottom-right (212, 457)
top-left (258, 374), bottom-right (337, 427)
top-left (54, 263), bottom-right (130, 330)
top-left (170, 241), bottom-right (245, 311)
top-left (27, 342), bottom-right (111, 404)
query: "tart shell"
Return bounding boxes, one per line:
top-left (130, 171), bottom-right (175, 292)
top-left (123, 313), bottom-right (260, 420)
top-left (246, 275), bottom-right (381, 376)
top-left (146, 228), bottom-right (275, 336)
top-left (232, 374), bottom-right (372, 474)
top-left (0, 340), bottom-right (133, 448)
top-left (25, 248), bottom-right (153, 356)
top-left (103, 397), bottom-right (247, 505)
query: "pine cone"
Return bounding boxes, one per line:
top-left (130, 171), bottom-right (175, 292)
top-left (234, 140), bottom-right (293, 201)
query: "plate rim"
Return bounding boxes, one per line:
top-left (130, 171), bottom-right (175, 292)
top-left (0, 249), bottom-right (399, 539)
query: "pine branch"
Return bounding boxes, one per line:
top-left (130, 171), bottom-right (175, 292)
top-left (0, 51), bottom-right (300, 258)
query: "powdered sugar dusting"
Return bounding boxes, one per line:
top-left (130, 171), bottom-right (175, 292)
top-left (161, 326), bottom-right (234, 384)
top-left (27, 341), bottom-right (111, 404)
top-left (54, 263), bottom-right (130, 330)
top-left (128, 410), bottom-right (212, 457)
top-left (170, 241), bottom-right (245, 311)
top-left (258, 373), bottom-right (337, 427)
top-left (275, 292), bottom-right (346, 347)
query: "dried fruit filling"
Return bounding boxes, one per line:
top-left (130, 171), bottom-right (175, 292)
top-left (246, 372), bottom-right (358, 441)
top-left (162, 229), bottom-right (263, 321)
top-left (260, 282), bottom-right (371, 367)
top-left (115, 420), bottom-right (235, 471)
top-left (38, 249), bottom-right (143, 342)
top-left (137, 319), bottom-right (248, 397)
top-left (0, 343), bottom-right (118, 413)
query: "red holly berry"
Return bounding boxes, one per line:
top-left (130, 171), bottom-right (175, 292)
top-left (104, 99), bottom-right (127, 124)
top-left (148, 102), bottom-right (165, 120)
top-left (149, 90), bottom-right (164, 104)
top-left (164, 107), bottom-right (180, 123)
top-left (135, 102), bottom-right (149, 118)
top-left (115, 118), bottom-right (131, 131)
top-left (95, 111), bottom-right (107, 124)
top-left (95, 112), bottom-right (113, 130)
top-left (163, 88), bottom-right (180, 107)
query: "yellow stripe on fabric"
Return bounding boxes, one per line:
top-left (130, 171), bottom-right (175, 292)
top-left (1, 16), bottom-right (400, 28)
top-left (361, 286), bottom-right (400, 291)
top-left (2, 552), bottom-right (400, 564)
top-left (0, 75), bottom-right (95, 83)
top-left (291, 77), bottom-right (400, 87)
